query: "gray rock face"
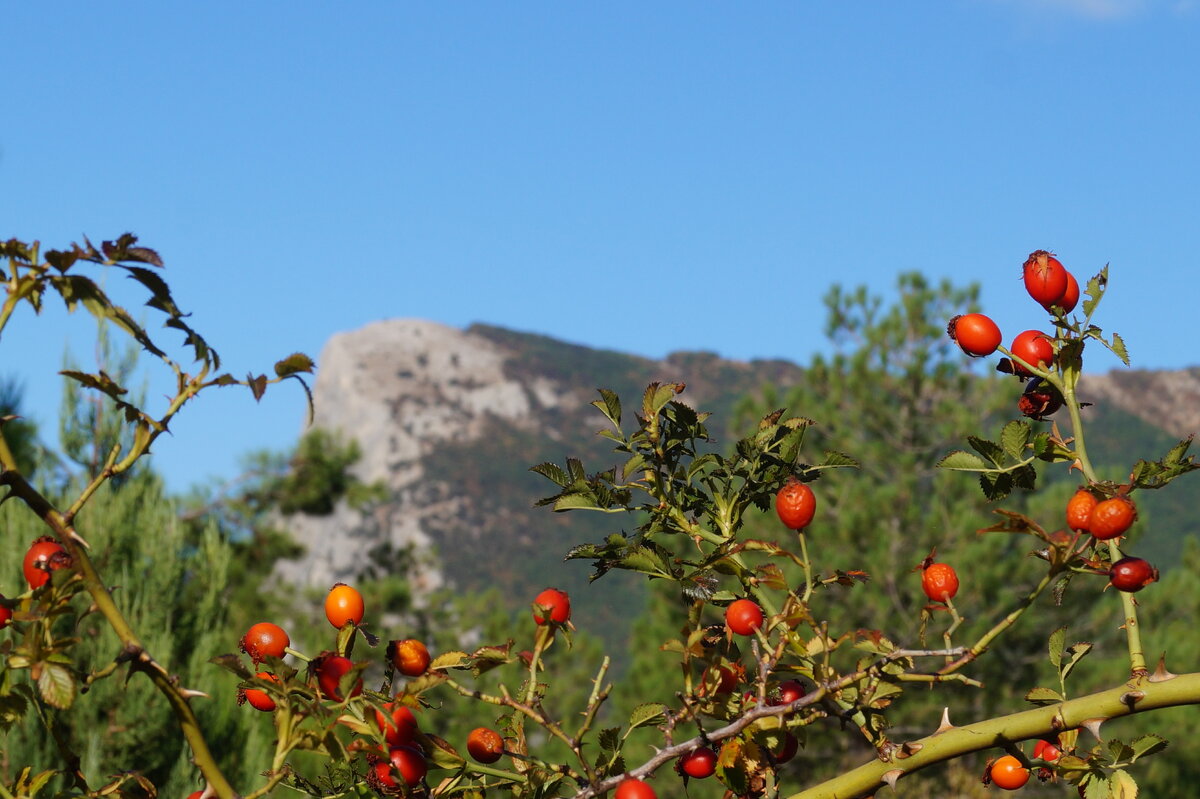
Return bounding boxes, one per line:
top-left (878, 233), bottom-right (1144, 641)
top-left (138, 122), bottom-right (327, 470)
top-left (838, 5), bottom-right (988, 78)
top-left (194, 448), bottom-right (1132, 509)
top-left (273, 319), bottom-right (566, 592)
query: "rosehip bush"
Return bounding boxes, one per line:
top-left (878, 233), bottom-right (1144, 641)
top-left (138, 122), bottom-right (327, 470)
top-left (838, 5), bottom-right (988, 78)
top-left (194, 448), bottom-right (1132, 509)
top-left (3, 236), bottom-right (1199, 799)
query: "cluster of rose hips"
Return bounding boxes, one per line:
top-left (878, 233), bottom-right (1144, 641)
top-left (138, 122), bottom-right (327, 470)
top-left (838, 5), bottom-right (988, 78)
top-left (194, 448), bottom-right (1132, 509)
top-left (948, 250), bottom-right (1083, 422)
top-left (943, 251), bottom-right (1160, 790)
top-left (947, 252), bottom-right (1158, 590)
top-left (236, 581), bottom-right (558, 792)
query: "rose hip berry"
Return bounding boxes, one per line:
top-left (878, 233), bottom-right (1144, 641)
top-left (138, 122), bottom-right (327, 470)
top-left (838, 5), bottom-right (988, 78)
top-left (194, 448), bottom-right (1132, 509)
top-left (1033, 737), bottom-right (1063, 762)
top-left (324, 583), bottom-right (365, 629)
top-left (725, 599), bottom-right (764, 636)
top-left (1109, 557), bottom-right (1158, 593)
top-left (776, 477), bottom-right (817, 530)
top-left (1048, 271), bottom-right (1081, 314)
top-left (990, 754), bottom-right (1030, 790)
top-left (391, 638), bottom-right (432, 677)
top-left (1066, 489), bottom-right (1098, 533)
top-left (921, 562), bottom-right (959, 603)
top-left (467, 726), bottom-right (505, 763)
top-left (614, 778), bottom-right (656, 799)
top-left (313, 654), bottom-right (363, 701)
top-left (770, 679), bottom-right (806, 706)
top-left (242, 672), bottom-right (277, 712)
top-left (1089, 496), bottom-right (1136, 540)
top-left (679, 746), bottom-right (718, 779)
top-left (240, 622), bottom-right (290, 663)
top-left (1009, 330), bottom-right (1055, 376)
top-left (1023, 250), bottom-right (1069, 307)
top-left (23, 537), bottom-right (71, 589)
top-left (375, 703), bottom-right (419, 747)
top-left (532, 588), bottom-right (571, 624)
top-left (948, 313), bottom-right (1003, 357)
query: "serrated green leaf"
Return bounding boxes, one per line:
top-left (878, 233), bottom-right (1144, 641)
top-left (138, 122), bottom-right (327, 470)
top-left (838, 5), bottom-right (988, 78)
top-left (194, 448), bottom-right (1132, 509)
top-left (530, 462), bottom-right (569, 487)
top-left (591, 388), bottom-right (622, 427)
top-left (643, 382), bottom-right (681, 418)
top-left (627, 702), bottom-right (667, 732)
top-left (1060, 641), bottom-right (1093, 684)
top-left (937, 450), bottom-right (990, 470)
top-left (1109, 769), bottom-right (1138, 799)
top-left (1129, 733), bottom-right (1168, 762)
top-left (619, 546), bottom-right (672, 578)
top-left (1109, 332), bottom-right (1130, 366)
top-left (1001, 420), bottom-right (1032, 459)
top-left (980, 471), bottom-right (1013, 501)
top-left (819, 450), bottom-right (859, 468)
top-left (1048, 626), bottom-right (1066, 669)
top-left (37, 662), bottom-right (75, 710)
top-left (599, 726), bottom-right (621, 753)
top-left (967, 435), bottom-right (1005, 464)
top-left (553, 493), bottom-right (602, 512)
top-left (274, 352), bottom-right (315, 377)
top-left (1024, 686), bottom-right (1063, 706)
top-left (1108, 739), bottom-right (1134, 763)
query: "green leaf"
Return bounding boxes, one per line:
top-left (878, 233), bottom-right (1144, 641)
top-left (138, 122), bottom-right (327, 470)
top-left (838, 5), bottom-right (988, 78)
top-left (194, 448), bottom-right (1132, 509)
top-left (530, 462), bottom-right (569, 487)
top-left (619, 545), bottom-right (673, 578)
top-left (967, 435), bottom-right (1004, 464)
top-left (591, 388), bottom-right (622, 427)
top-left (1129, 733), bottom-right (1168, 762)
top-left (552, 493), bottom-right (602, 512)
top-left (1060, 641), bottom-right (1093, 684)
top-left (643, 382), bottom-right (682, 418)
top-left (36, 663), bottom-right (75, 710)
top-left (59, 369), bottom-right (129, 399)
top-left (1082, 270), bottom-right (1107, 318)
top-left (936, 450), bottom-right (990, 470)
top-left (627, 702), bottom-right (667, 732)
top-left (1048, 626), bottom-right (1066, 669)
top-left (598, 726), bottom-right (621, 753)
top-left (1108, 769), bottom-right (1138, 799)
top-left (1024, 686), bottom-right (1064, 706)
top-left (1000, 420), bottom-right (1032, 459)
top-left (424, 733), bottom-right (466, 768)
top-left (428, 651), bottom-right (470, 670)
top-left (1109, 332), bottom-right (1130, 366)
top-left (819, 450), bottom-right (860, 469)
top-left (274, 352), bottom-right (315, 377)
top-left (247, 373), bottom-right (268, 402)
top-left (210, 653), bottom-right (253, 680)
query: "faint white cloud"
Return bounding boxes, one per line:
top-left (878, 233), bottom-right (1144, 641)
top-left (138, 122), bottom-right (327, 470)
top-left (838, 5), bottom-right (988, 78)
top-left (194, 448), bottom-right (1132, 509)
top-left (989, 0), bottom-right (1150, 19)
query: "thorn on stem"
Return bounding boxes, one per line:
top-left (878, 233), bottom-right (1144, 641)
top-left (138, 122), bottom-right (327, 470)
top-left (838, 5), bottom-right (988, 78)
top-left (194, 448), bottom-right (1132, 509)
top-left (881, 769), bottom-right (904, 790)
top-left (933, 707), bottom-right (955, 734)
top-left (1149, 653), bottom-right (1177, 683)
top-left (1081, 717), bottom-right (1106, 742)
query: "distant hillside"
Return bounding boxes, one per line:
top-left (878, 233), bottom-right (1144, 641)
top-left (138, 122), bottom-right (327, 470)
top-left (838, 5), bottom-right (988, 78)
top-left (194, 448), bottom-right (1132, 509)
top-left (274, 320), bottom-right (1198, 640)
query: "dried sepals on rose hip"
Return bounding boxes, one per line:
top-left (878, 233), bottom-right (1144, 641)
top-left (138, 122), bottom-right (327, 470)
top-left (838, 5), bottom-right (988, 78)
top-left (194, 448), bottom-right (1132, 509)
top-left (1023, 250), bottom-right (1069, 307)
top-left (1018, 377), bottom-right (1064, 420)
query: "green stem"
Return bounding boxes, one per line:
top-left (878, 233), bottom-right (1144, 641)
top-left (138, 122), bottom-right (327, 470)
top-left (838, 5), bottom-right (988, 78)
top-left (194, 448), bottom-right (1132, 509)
top-left (787, 671), bottom-right (1200, 799)
top-left (938, 570), bottom-right (1054, 675)
top-left (1060, 368), bottom-right (1146, 675)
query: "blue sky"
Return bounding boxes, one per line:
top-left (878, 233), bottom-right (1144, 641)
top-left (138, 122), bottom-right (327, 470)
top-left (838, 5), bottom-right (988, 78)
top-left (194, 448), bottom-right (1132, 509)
top-left (4, 1), bottom-right (1199, 492)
